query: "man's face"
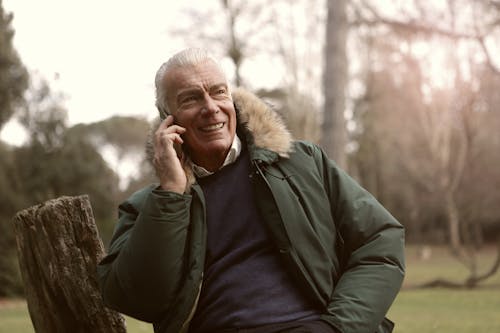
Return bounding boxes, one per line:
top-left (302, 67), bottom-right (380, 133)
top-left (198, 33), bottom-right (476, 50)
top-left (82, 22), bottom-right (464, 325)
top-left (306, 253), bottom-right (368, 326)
top-left (163, 60), bottom-right (236, 170)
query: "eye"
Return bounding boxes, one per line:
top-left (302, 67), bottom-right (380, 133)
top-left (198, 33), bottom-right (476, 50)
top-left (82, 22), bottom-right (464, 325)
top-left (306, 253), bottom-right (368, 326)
top-left (211, 86), bottom-right (227, 97)
top-left (181, 95), bottom-right (197, 104)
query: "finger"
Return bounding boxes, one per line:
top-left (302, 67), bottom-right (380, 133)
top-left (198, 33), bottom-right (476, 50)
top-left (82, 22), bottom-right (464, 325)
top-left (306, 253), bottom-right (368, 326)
top-left (156, 119), bottom-right (186, 136)
top-left (157, 115), bottom-right (175, 131)
top-left (172, 133), bottom-right (184, 145)
top-left (166, 115), bottom-right (175, 126)
top-left (155, 126), bottom-right (186, 145)
top-left (158, 132), bottom-right (184, 146)
top-left (164, 124), bottom-right (186, 134)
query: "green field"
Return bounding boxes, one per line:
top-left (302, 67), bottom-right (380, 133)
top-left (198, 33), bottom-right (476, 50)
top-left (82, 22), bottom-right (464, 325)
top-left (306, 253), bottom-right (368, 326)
top-left (1, 246), bottom-right (499, 333)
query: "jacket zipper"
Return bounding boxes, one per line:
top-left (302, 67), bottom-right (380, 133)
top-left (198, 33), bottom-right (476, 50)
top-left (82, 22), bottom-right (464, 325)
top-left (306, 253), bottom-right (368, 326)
top-left (253, 159), bottom-right (336, 305)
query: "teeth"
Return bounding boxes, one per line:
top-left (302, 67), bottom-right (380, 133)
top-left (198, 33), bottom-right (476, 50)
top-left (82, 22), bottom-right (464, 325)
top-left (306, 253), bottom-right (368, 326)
top-left (202, 123), bottom-right (224, 131)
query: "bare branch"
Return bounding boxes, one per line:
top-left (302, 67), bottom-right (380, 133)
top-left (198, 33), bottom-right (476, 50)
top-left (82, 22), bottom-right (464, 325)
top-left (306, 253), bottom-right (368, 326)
top-left (352, 0), bottom-right (478, 40)
top-left (477, 35), bottom-right (500, 75)
top-left (489, 0), bottom-right (500, 11)
top-left (353, 14), bottom-right (476, 40)
top-left (353, 0), bottom-right (500, 75)
top-left (466, 240), bottom-right (500, 286)
top-left (470, 2), bottom-right (500, 75)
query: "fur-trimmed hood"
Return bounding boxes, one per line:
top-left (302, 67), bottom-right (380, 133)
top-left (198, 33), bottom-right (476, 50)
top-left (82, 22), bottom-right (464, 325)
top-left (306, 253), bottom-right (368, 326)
top-left (147, 87), bottom-right (294, 190)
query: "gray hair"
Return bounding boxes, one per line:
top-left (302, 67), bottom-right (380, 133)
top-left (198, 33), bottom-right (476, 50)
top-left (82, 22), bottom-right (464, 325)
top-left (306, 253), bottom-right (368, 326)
top-left (154, 48), bottom-right (225, 117)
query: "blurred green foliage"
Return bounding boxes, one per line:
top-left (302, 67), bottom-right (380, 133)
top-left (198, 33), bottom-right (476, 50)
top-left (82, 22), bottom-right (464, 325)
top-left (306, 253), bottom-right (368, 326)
top-left (0, 0), bottom-right (28, 129)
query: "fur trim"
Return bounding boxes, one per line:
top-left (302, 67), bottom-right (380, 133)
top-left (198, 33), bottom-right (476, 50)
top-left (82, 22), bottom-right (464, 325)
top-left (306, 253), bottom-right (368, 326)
top-left (232, 87), bottom-right (293, 158)
top-left (146, 88), bottom-right (294, 191)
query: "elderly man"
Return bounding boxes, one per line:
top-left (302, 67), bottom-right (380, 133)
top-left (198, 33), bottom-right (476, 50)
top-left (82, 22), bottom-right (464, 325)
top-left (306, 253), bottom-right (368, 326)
top-left (97, 48), bottom-right (405, 333)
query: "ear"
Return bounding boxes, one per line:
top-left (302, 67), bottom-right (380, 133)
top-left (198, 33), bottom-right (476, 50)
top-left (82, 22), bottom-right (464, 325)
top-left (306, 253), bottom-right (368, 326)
top-left (156, 99), bottom-right (170, 120)
top-left (157, 106), bottom-right (169, 120)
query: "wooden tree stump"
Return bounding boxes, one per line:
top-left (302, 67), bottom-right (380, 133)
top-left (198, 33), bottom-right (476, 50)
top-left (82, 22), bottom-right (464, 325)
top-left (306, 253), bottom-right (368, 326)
top-left (13, 195), bottom-right (126, 333)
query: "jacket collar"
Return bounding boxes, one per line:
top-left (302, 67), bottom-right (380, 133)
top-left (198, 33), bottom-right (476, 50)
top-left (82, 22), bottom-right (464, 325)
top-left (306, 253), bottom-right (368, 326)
top-left (231, 88), bottom-right (293, 162)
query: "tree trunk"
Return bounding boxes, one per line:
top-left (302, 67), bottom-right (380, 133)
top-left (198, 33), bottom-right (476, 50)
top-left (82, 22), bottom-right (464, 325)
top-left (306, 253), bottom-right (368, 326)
top-left (445, 189), bottom-right (461, 255)
top-left (12, 195), bottom-right (126, 333)
top-left (222, 0), bottom-right (243, 87)
top-left (322, 0), bottom-right (348, 170)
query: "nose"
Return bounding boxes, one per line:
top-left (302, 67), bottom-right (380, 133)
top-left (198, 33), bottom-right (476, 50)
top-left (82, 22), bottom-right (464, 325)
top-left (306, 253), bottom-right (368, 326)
top-left (201, 94), bottom-right (219, 115)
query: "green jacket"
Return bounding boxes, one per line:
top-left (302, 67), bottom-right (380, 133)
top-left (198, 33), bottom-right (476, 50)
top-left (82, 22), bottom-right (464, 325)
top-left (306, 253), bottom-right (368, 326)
top-left (97, 88), bottom-right (405, 333)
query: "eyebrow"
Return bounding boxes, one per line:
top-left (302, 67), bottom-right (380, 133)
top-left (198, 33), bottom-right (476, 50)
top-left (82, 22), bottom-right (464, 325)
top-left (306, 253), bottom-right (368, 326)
top-left (176, 88), bottom-right (202, 104)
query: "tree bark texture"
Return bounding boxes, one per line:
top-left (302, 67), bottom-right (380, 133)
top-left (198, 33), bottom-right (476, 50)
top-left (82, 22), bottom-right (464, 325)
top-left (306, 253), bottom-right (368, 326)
top-left (12, 195), bottom-right (126, 333)
top-left (322, 0), bottom-right (348, 170)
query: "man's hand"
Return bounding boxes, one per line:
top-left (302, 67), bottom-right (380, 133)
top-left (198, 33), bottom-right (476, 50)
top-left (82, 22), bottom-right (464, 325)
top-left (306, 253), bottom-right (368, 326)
top-left (153, 115), bottom-right (187, 194)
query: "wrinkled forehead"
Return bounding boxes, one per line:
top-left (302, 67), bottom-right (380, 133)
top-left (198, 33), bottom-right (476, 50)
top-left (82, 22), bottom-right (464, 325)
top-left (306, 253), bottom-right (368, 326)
top-left (163, 60), bottom-right (228, 91)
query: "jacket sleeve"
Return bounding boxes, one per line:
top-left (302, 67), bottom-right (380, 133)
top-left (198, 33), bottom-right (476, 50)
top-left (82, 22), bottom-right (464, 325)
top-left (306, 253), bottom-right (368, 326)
top-left (314, 146), bottom-right (405, 333)
top-left (96, 185), bottom-right (193, 322)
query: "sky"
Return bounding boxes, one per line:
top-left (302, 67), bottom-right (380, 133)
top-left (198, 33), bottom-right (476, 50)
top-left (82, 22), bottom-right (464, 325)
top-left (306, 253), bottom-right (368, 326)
top-left (0, 1), bottom-right (202, 145)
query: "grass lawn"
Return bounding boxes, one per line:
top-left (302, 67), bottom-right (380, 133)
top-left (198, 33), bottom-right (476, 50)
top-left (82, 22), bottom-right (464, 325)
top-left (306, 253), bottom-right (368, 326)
top-left (1, 245), bottom-right (499, 333)
top-left (389, 288), bottom-right (500, 333)
top-left (0, 301), bottom-right (150, 333)
top-left (387, 245), bottom-right (500, 333)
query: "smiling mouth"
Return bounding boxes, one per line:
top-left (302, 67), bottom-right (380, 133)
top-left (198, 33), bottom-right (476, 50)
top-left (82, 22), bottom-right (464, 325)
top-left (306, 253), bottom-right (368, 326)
top-left (200, 122), bottom-right (224, 132)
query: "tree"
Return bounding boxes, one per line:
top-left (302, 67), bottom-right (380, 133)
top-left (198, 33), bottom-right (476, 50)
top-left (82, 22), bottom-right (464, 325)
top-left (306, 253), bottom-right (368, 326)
top-left (67, 115), bottom-right (154, 201)
top-left (350, 0), bottom-right (500, 287)
top-left (0, 0), bottom-right (28, 129)
top-left (257, 87), bottom-right (320, 142)
top-left (13, 77), bottom-right (121, 241)
top-left (0, 142), bottom-right (25, 296)
top-left (172, 0), bottom-right (273, 87)
top-left (0, 0), bottom-right (29, 296)
top-left (264, 0), bottom-right (324, 143)
top-left (322, 0), bottom-right (349, 170)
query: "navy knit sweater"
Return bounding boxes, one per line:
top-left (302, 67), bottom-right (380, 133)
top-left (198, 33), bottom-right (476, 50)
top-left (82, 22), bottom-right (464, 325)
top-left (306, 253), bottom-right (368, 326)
top-left (189, 147), bottom-right (319, 332)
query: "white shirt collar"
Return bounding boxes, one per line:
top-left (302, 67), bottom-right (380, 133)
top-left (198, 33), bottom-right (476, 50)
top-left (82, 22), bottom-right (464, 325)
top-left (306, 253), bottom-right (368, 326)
top-left (192, 135), bottom-right (242, 178)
